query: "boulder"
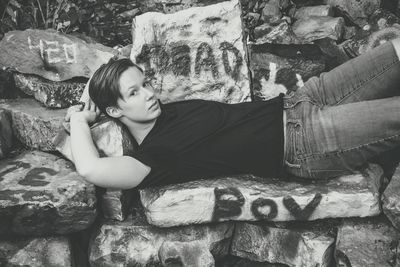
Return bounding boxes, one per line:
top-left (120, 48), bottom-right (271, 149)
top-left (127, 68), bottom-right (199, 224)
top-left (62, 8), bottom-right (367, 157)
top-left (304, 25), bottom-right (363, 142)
top-left (382, 166), bottom-right (400, 230)
top-left (0, 236), bottom-right (72, 267)
top-left (254, 21), bottom-right (301, 45)
top-left (231, 222), bottom-right (335, 267)
top-left (334, 217), bottom-right (400, 267)
top-left (294, 5), bottom-right (333, 19)
top-left (130, 0), bottom-right (251, 104)
top-left (89, 212), bottom-right (233, 266)
top-left (0, 29), bottom-right (117, 82)
top-left (325, 0), bottom-right (381, 26)
top-left (137, 0), bottom-right (227, 14)
top-left (0, 109), bottom-right (13, 159)
top-left (139, 164), bottom-right (383, 227)
top-left (0, 98), bottom-right (66, 151)
top-left (101, 189), bottom-right (135, 221)
top-left (0, 150), bottom-right (97, 235)
top-left (249, 43), bottom-right (325, 100)
top-left (13, 72), bottom-right (86, 108)
top-left (260, 3), bottom-right (282, 24)
top-left (292, 16), bottom-right (345, 43)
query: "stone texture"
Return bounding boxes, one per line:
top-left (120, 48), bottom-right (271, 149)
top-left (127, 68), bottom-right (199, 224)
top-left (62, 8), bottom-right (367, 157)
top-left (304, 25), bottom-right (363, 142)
top-left (0, 236), bottom-right (72, 267)
top-left (231, 222), bottom-right (335, 267)
top-left (325, 0), bottom-right (381, 26)
top-left (139, 164), bottom-right (382, 227)
top-left (293, 16), bottom-right (345, 43)
top-left (89, 211), bottom-right (233, 266)
top-left (0, 109), bottom-right (13, 159)
top-left (130, 0), bottom-right (251, 104)
top-left (0, 29), bottom-right (117, 82)
top-left (294, 5), bottom-right (333, 19)
top-left (101, 189), bottom-right (135, 221)
top-left (0, 98), bottom-right (66, 151)
top-left (382, 166), bottom-right (400, 231)
top-left (0, 150), bottom-right (97, 235)
top-left (137, 0), bottom-right (227, 14)
top-left (334, 218), bottom-right (400, 267)
top-left (254, 21), bottom-right (301, 45)
top-left (13, 72), bottom-right (86, 108)
top-left (249, 43), bottom-right (325, 100)
top-left (260, 3), bottom-right (282, 24)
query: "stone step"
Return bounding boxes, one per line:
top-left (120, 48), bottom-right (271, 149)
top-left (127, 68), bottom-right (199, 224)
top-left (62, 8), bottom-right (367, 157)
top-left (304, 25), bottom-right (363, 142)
top-left (334, 217), bottom-right (400, 267)
top-left (0, 236), bottom-right (72, 267)
top-left (0, 98), bottom-right (66, 151)
top-left (231, 222), bottom-right (335, 267)
top-left (0, 150), bottom-right (97, 235)
top-left (139, 164), bottom-right (383, 227)
top-left (89, 210), bottom-right (234, 266)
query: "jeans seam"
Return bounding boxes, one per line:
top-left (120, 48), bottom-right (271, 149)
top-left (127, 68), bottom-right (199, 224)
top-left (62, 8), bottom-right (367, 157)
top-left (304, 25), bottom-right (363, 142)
top-left (335, 59), bottom-right (400, 105)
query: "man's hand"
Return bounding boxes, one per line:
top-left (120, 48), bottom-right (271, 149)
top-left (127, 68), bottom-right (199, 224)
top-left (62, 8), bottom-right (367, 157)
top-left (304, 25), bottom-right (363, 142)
top-left (65, 98), bottom-right (101, 125)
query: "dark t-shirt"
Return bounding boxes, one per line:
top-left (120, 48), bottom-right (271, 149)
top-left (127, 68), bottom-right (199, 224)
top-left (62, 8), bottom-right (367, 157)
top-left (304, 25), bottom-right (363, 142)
top-left (132, 95), bottom-right (284, 188)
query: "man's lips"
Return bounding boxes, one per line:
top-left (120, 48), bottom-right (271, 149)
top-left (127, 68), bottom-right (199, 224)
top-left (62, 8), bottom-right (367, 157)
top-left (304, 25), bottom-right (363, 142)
top-left (149, 101), bottom-right (158, 110)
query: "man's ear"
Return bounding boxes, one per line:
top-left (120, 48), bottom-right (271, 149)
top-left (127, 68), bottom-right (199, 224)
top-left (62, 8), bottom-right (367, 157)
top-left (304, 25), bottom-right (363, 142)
top-left (105, 106), bottom-right (122, 118)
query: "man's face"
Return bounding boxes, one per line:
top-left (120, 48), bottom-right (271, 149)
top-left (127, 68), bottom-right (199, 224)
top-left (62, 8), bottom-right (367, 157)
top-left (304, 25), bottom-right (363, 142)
top-left (113, 66), bottom-right (161, 123)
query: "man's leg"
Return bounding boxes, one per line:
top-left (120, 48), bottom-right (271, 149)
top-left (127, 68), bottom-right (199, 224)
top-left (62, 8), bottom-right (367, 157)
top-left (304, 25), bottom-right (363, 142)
top-left (296, 40), bottom-right (400, 106)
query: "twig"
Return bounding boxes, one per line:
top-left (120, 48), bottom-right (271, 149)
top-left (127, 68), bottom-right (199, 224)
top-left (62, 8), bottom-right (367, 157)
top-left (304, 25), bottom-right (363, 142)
top-left (36, 0), bottom-right (46, 26)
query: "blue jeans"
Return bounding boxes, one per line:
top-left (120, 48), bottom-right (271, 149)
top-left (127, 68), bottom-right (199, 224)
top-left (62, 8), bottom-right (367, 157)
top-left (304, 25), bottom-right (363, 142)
top-left (283, 41), bottom-right (400, 179)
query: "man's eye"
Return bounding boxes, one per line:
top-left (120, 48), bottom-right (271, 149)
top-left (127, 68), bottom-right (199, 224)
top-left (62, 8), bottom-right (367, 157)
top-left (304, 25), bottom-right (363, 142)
top-left (130, 91), bottom-right (137, 96)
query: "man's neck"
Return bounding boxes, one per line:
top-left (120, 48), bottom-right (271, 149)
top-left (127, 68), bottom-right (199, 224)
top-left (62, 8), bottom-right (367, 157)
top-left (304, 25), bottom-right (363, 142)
top-left (122, 118), bottom-right (157, 145)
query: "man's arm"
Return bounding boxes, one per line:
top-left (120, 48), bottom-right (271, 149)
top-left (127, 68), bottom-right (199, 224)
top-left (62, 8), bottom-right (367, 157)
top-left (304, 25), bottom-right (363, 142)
top-left (69, 103), bottom-right (150, 189)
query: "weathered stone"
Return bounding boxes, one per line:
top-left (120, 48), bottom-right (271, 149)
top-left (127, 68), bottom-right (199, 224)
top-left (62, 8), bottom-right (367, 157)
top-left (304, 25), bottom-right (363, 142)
top-left (260, 3), bottom-right (282, 24)
top-left (231, 222), bottom-right (335, 267)
top-left (0, 150), bottom-right (97, 235)
top-left (139, 164), bottom-right (382, 227)
top-left (343, 26), bottom-right (357, 40)
top-left (294, 5), bottom-right (333, 19)
top-left (293, 16), bottom-right (345, 43)
top-left (89, 212), bottom-right (233, 266)
top-left (101, 189), bottom-right (134, 221)
top-left (0, 236), bottom-right (72, 267)
top-left (254, 21), bottom-right (301, 45)
top-left (0, 98), bottom-right (66, 151)
top-left (325, 0), bottom-right (381, 26)
top-left (334, 217), bottom-right (400, 267)
top-left (0, 109), bottom-right (13, 159)
top-left (137, 0), bottom-right (227, 14)
top-left (249, 43), bottom-right (325, 100)
top-left (13, 72), bottom-right (86, 108)
top-left (226, 257), bottom-right (286, 267)
top-left (130, 0), bottom-right (251, 104)
top-left (382, 166), bottom-right (400, 231)
top-left (243, 12), bottom-right (262, 30)
top-left (0, 29), bottom-right (117, 82)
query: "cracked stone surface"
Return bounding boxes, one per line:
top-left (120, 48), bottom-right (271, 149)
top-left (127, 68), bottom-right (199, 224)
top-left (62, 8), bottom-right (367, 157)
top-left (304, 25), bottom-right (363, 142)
top-left (0, 150), bottom-right (97, 235)
top-left (140, 164), bottom-right (382, 227)
top-left (293, 16), bottom-right (345, 43)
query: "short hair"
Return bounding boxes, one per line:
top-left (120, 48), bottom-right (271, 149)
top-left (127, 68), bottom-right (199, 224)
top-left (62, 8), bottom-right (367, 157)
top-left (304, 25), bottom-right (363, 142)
top-left (88, 57), bottom-right (143, 115)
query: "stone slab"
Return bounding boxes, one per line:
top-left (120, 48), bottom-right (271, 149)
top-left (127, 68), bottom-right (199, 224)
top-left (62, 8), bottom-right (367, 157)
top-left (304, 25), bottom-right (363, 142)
top-left (294, 5), bottom-right (333, 19)
top-left (254, 21), bottom-right (301, 45)
top-left (382, 166), bottom-right (400, 231)
top-left (325, 0), bottom-right (381, 26)
top-left (130, 0), bottom-right (251, 104)
top-left (101, 189), bottom-right (135, 221)
top-left (334, 217), bottom-right (400, 267)
top-left (139, 164), bottom-right (382, 227)
top-left (249, 43), bottom-right (325, 100)
top-left (89, 212), bottom-right (234, 266)
top-left (14, 72), bottom-right (86, 108)
top-left (0, 150), bottom-right (97, 235)
top-left (0, 98), bottom-right (66, 151)
top-left (0, 109), bottom-right (13, 159)
top-left (231, 222), bottom-right (335, 267)
top-left (0, 29), bottom-right (117, 81)
top-left (293, 16), bottom-right (345, 43)
top-left (0, 236), bottom-right (72, 267)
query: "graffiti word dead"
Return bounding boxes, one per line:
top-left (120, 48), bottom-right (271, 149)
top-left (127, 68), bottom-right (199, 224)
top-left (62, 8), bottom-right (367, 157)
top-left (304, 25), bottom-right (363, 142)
top-left (28, 37), bottom-right (78, 64)
top-left (212, 187), bottom-right (322, 221)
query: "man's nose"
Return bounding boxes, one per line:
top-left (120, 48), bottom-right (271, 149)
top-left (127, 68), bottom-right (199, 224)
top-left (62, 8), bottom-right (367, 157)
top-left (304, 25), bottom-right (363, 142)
top-left (144, 86), bottom-right (155, 99)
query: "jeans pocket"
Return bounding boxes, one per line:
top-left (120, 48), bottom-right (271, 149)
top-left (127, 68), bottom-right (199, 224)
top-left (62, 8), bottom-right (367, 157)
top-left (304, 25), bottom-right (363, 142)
top-left (284, 120), bottom-right (306, 171)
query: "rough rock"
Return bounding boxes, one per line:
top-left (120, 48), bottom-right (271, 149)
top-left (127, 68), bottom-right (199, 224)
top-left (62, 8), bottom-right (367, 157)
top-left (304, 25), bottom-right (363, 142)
top-left (260, 3), bottom-right (282, 24)
top-left (13, 72), bottom-right (86, 108)
top-left (101, 189), bottom-right (135, 221)
top-left (293, 16), bottom-right (345, 43)
top-left (0, 109), bottom-right (13, 159)
top-left (0, 150), bottom-right (97, 235)
top-left (0, 29), bottom-right (117, 82)
top-left (249, 43), bottom-right (325, 100)
top-left (294, 5), bottom-right (333, 19)
top-left (334, 217), bottom-right (400, 267)
top-left (89, 212), bottom-right (233, 266)
top-left (0, 98), bottom-right (66, 151)
top-left (231, 222), bottom-right (335, 267)
top-left (137, 0), bottom-right (227, 14)
top-left (0, 236), bottom-right (72, 267)
top-left (254, 21), bottom-right (301, 45)
top-left (325, 0), bottom-right (381, 26)
top-left (382, 166), bottom-right (400, 231)
top-left (139, 164), bottom-right (382, 227)
top-left (130, 0), bottom-right (251, 104)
